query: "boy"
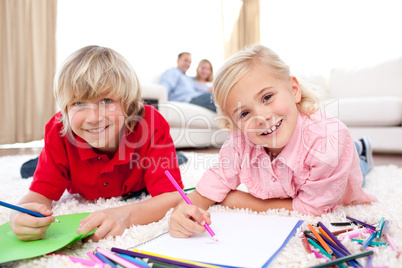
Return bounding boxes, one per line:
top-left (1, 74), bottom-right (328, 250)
top-left (10, 46), bottom-right (184, 242)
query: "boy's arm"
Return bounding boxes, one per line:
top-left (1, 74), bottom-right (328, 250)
top-left (220, 190), bottom-right (293, 211)
top-left (9, 191), bottom-right (56, 241)
top-left (77, 191), bottom-right (185, 242)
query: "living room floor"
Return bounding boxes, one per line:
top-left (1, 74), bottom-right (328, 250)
top-left (0, 147), bottom-right (401, 167)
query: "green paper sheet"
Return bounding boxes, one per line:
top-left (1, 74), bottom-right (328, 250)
top-left (0, 212), bottom-right (95, 264)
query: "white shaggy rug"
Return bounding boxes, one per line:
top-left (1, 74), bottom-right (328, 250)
top-left (0, 152), bottom-right (401, 268)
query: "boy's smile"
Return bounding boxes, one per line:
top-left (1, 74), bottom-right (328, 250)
top-left (225, 66), bottom-right (301, 155)
top-left (67, 97), bottom-right (125, 154)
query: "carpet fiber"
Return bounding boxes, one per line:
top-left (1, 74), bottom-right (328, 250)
top-left (0, 153), bottom-right (401, 268)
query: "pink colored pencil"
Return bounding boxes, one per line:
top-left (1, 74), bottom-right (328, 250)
top-left (385, 234), bottom-right (400, 254)
top-left (96, 247), bottom-right (141, 268)
top-left (87, 251), bottom-right (105, 265)
top-left (311, 249), bottom-right (325, 258)
top-left (165, 170), bottom-right (218, 241)
top-left (67, 256), bottom-right (99, 266)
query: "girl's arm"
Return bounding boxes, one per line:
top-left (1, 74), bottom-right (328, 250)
top-left (9, 190), bottom-right (56, 241)
top-left (220, 190), bottom-right (293, 211)
top-left (77, 191), bottom-right (183, 242)
top-left (169, 190), bottom-right (216, 238)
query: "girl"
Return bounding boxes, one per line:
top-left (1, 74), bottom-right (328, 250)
top-left (9, 45), bottom-right (184, 242)
top-left (169, 44), bottom-right (377, 238)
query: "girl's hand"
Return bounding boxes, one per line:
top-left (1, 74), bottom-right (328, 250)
top-left (77, 206), bottom-right (130, 242)
top-left (9, 203), bottom-right (55, 241)
top-left (169, 202), bottom-right (211, 238)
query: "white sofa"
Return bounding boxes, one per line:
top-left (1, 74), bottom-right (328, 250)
top-left (141, 56), bottom-right (402, 153)
top-left (141, 83), bottom-right (228, 148)
top-left (304, 56), bottom-right (402, 154)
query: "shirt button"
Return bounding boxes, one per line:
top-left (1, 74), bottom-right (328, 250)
top-left (97, 156), bottom-right (102, 160)
top-left (103, 182), bottom-right (109, 187)
top-left (271, 176), bottom-right (277, 182)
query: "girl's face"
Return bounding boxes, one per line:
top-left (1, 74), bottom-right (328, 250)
top-left (67, 95), bottom-right (125, 154)
top-left (197, 62), bottom-right (212, 81)
top-left (225, 66), bottom-right (301, 155)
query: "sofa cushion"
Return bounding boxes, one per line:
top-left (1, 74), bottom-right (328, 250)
top-left (324, 96), bottom-right (402, 127)
top-left (329, 57), bottom-right (402, 99)
top-left (158, 101), bottom-right (220, 129)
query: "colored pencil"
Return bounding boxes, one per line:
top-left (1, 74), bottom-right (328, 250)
top-left (309, 250), bottom-right (374, 268)
top-left (318, 221), bottom-right (352, 255)
top-left (376, 217), bottom-right (385, 241)
top-left (95, 251), bottom-right (118, 268)
top-left (87, 251), bottom-right (107, 266)
top-left (346, 216), bottom-right (377, 231)
top-left (332, 227), bottom-right (357, 236)
top-left (142, 258), bottom-right (179, 268)
top-left (318, 234), bottom-right (360, 268)
top-left (385, 234), bottom-right (400, 254)
top-left (318, 227), bottom-right (335, 244)
top-left (351, 239), bottom-right (388, 246)
top-left (117, 254), bottom-right (151, 268)
top-left (301, 233), bottom-right (312, 253)
top-left (360, 232), bottom-right (377, 251)
top-left (307, 238), bottom-right (333, 259)
top-left (311, 249), bottom-right (324, 258)
top-left (96, 248), bottom-right (142, 268)
top-left (381, 220), bottom-right (389, 237)
top-left (111, 247), bottom-right (219, 268)
top-left (308, 224), bottom-right (333, 254)
top-left (330, 222), bottom-right (353, 226)
top-left (0, 200), bottom-right (60, 222)
top-left (66, 256), bottom-right (99, 266)
top-left (165, 170), bottom-right (218, 241)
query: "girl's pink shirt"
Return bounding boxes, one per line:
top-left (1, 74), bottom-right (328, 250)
top-left (196, 111), bottom-right (378, 215)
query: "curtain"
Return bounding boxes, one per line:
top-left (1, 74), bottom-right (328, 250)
top-left (0, 0), bottom-right (57, 144)
top-left (221, 0), bottom-right (260, 60)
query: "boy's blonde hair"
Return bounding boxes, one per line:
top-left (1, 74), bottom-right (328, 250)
top-left (213, 44), bottom-right (322, 130)
top-left (54, 45), bottom-right (144, 135)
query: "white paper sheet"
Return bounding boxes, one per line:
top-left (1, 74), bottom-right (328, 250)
top-left (136, 212), bottom-right (302, 268)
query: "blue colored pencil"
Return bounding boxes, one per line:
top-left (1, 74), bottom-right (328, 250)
top-left (381, 220), bottom-right (389, 237)
top-left (360, 232), bottom-right (377, 251)
top-left (318, 221), bottom-right (351, 255)
top-left (94, 251), bottom-right (118, 268)
top-left (0, 200), bottom-right (60, 222)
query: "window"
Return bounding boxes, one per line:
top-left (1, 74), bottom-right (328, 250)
top-left (57, 0), bottom-right (224, 83)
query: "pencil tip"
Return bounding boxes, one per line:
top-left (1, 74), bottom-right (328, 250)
top-left (55, 218), bottom-right (60, 223)
top-left (213, 236), bottom-right (219, 242)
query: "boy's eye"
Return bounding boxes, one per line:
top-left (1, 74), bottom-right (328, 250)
top-left (239, 111), bottom-right (249, 119)
top-left (101, 98), bottom-right (113, 104)
top-left (263, 94), bottom-right (273, 103)
top-left (73, 102), bottom-right (85, 107)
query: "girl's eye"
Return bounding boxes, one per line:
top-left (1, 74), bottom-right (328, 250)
top-left (263, 94), bottom-right (273, 103)
top-left (239, 111), bottom-right (249, 119)
top-left (101, 98), bottom-right (113, 104)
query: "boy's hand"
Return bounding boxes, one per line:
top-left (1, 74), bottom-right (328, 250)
top-left (169, 202), bottom-right (211, 238)
top-left (77, 206), bottom-right (129, 242)
top-left (9, 203), bottom-right (55, 241)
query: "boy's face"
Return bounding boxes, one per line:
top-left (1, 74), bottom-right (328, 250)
top-left (67, 96), bottom-right (125, 154)
top-left (225, 66), bottom-right (301, 155)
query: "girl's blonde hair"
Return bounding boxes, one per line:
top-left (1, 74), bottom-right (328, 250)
top-left (195, 59), bottom-right (214, 82)
top-left (54, 45), bottom-right (144, 135)
top-left (213, 44), bottom-right (322, 130)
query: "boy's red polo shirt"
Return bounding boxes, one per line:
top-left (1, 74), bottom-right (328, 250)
top-left (30, 105), bottom-right (183, 201)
